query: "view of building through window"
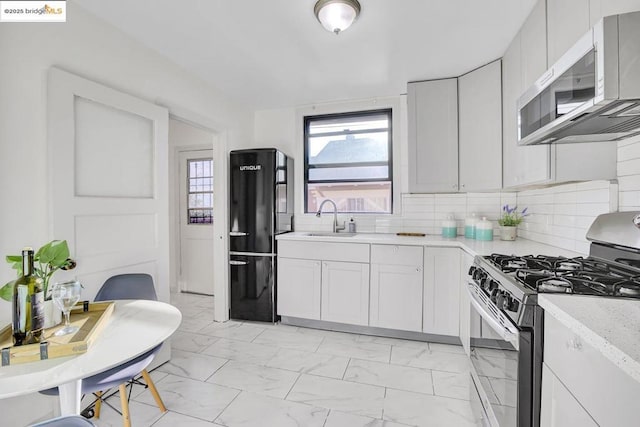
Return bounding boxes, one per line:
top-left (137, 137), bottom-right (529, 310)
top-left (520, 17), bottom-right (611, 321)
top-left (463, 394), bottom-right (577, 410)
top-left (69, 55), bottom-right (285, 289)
top-left (305, 109), bottom-right (392, 214)
top-left (187, 158), bottom-right (213, 224)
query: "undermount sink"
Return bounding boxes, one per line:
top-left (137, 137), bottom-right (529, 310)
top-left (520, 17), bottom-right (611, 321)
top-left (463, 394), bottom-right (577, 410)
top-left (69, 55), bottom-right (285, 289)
top-left (303, 232), bottom-right (358, 237)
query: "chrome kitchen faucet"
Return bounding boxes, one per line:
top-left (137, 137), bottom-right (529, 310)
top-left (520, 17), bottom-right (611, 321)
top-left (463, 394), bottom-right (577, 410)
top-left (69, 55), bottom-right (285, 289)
top-left (316, 199), bottom-right (346, 233)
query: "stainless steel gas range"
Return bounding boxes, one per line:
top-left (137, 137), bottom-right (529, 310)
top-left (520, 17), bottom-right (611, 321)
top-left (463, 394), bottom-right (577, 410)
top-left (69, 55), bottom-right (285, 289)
top-left (466, 211), bottom-right (640, 427)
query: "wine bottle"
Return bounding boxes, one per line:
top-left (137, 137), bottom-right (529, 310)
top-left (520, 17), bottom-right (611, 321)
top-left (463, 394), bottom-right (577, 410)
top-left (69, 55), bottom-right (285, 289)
top-left (12, 247), bottom-right (44, 345)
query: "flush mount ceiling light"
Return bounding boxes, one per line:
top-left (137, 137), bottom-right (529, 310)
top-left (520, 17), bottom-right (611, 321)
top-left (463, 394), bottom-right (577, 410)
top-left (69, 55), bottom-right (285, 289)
top-left (314, 0), bottom-right (361, 35)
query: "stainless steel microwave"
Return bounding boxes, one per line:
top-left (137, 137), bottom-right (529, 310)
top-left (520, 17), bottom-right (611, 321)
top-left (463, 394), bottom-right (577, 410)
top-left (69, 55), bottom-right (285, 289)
top-left (517, 11), bottom-right (640, 145)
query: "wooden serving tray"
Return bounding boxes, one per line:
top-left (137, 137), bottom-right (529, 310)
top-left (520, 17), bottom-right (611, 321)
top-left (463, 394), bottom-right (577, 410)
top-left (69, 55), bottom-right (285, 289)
top-left (0, 301), bottom-right (114, 366)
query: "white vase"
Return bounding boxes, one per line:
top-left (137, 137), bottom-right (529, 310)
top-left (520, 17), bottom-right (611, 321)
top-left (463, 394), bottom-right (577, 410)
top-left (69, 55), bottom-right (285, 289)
top-left (500, 226), bottom-right (517, 241)
top-left (43, 299), bottom-right (62, 329)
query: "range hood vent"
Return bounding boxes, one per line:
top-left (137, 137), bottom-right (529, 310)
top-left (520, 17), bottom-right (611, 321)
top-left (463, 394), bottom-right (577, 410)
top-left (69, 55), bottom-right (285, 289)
top-left (542, 100), bottom-right (640, 143)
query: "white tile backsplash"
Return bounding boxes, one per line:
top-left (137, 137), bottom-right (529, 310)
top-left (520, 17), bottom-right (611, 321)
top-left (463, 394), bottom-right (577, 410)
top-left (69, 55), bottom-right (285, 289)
top-left (295, 192), bottom-right (511, 236)
top-left (517, 180), bottom-right (617, 253)
top-left (619, 135), bottom-right (640, 211)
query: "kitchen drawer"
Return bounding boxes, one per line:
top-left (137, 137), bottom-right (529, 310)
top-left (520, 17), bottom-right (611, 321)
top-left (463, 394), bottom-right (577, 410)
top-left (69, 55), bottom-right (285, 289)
top-left (278, 241), bottom-right (369, 263)
top-left (544, 313), bottom-right (640, 426)
top-left (371, 244), bottom-right (423, 266)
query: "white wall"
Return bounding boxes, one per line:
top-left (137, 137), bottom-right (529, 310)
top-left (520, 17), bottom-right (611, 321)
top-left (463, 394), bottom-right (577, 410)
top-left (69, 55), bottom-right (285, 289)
top-left (0, 1), bottom-right (251, 300)
top-left (252, 107), bottom-right (297, 155)
top-left (0, 3), bottom-right (250, 424)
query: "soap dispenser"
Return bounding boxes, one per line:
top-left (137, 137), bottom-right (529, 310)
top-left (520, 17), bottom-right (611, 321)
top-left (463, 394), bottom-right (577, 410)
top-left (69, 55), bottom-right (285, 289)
top-left (441, 214), bottom-right (457, 238)
top-left (348, 217), bottom-right (356, 233)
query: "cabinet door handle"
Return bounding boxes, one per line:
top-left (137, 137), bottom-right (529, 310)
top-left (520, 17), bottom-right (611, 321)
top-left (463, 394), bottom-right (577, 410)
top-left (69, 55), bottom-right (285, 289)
top-left (461, 184), bottom-right (465, 189)
top-left (539, 68), bottom-right (555, 86)
top-left (566, 338), bottom-right (582, 351)
top-left (416, 267), bottom-right (421, 272)
top-left (452, 184), bottom-right (457, 189)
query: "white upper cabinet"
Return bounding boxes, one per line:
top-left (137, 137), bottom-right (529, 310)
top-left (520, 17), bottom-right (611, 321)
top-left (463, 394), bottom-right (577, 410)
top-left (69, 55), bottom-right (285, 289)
top-left (590, 0), bottom-right (640, 25)
top-left (458, 59), bottom-right (503, 191)
top-left (521, 0), bottom-right (549, 89)
top-left (503, 0), bottom-right (617, 188)
top-left (546, 0), bottom-right (591, 65)
top-left (407, 78), bottom-right (459, 193)
top-left (503, 0), bottom-right (551, 188)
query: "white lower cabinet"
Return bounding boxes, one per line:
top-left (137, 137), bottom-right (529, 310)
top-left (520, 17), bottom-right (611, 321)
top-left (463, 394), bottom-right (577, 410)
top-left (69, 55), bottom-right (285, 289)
top-left (423, 247), bottom-right (461, 336)
top-left (459, 251), bottom-right (474, 355)
top-left (321, 261), bottom-right (370, 326)
top-left (543, 312), bottom-right (640, 426)
top-left (370, 245), bottom-right (424, 332)
top-left (278, 240), bottom-right (464, 339)
top-left (277, 240), bottom-right (370, 322)
top-left (277, 257), bottom-right (321, 320)
top-left (541, 363), bottom-right (597, 427)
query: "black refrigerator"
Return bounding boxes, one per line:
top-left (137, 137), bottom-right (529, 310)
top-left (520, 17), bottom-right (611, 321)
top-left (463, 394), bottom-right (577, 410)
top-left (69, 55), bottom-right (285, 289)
top-left (229, 148), bottom-right (293, 322)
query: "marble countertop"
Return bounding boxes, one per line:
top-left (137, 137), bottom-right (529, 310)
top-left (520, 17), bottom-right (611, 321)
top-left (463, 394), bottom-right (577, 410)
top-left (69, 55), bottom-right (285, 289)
top-left (277, 232), bottom-right (583, 258)
top-left (539, 294), bottom-right (640, 385)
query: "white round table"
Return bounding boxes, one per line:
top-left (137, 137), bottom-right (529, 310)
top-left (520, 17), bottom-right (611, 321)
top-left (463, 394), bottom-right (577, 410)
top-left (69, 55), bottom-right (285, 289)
top-left (0, 300), bottom-right (182, 415)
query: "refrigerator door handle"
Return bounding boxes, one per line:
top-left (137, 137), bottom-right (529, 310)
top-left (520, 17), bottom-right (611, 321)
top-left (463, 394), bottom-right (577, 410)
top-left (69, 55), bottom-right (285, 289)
top-left (230, 231), bottom-right (249, 237)
top-left (230, 260), bottom-right (249, 266)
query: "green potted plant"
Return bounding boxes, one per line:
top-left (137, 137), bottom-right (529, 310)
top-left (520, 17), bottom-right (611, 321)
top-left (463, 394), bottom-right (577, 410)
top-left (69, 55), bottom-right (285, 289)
top-left (1, 240), bottom-right (76, 327)
top-left (498, 205), bottom-right (528, 241)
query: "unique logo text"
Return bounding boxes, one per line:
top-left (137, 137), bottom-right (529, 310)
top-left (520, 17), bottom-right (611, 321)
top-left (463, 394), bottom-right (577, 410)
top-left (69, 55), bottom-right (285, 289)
top-left (239, 165), bottom-right (262, 171)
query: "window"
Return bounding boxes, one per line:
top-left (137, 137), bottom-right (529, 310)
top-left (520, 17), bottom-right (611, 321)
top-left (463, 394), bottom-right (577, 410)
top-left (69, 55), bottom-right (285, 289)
top-left (304, 109), bottom-right (392, 214)
top-left (187, 158), bottom-right (213, 224)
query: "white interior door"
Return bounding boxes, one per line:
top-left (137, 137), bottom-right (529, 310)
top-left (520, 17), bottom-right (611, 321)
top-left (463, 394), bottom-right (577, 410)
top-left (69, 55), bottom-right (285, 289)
top-left (179, 149), bottom-right (214, 295)
top-left (47, 67), bottom-right (170, 305)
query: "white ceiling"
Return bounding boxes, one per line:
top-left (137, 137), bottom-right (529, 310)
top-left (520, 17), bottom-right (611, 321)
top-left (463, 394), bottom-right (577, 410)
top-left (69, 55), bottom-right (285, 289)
top-left (77, 0), bottom-right (537, 111)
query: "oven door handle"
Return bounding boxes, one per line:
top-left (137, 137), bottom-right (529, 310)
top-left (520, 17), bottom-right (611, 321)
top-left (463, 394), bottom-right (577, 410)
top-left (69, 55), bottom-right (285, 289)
top-left (466, 283), bottom-right (520, 349)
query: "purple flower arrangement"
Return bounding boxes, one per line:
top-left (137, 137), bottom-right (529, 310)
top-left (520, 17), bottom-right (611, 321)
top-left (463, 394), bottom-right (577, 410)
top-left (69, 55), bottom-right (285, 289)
top-left (498, 204), bottom-right (528, 227)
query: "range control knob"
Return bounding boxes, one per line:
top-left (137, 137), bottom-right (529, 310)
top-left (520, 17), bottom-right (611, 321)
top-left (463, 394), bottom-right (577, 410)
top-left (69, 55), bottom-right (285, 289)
top-left (482, 278), bottom-right (495, 294)
top-left (473, 269), bottom-right (486, 283)
top-left (496, 291), bottom-right (506, 308)
top-left (507, 298), bottom-right (520, 312)
top-left (502, 294), bottom-right (512, 311)
top-left (490, 288), bottom-right (500, 303)
top-left (468, 266), bottom-right (477, 276)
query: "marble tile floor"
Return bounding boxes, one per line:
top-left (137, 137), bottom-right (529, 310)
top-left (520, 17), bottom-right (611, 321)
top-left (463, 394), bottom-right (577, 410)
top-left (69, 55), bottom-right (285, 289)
top-left (87, 292), bottom-right (485, 427)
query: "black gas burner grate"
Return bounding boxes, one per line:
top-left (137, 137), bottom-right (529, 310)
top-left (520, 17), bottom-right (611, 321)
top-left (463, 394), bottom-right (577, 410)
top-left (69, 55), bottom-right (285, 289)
top-left (485, 253), bottom-right (640, 298)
